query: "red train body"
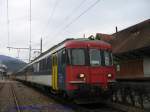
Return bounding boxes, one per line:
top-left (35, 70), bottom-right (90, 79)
top-left (64, 40), bottom-right (115, 92)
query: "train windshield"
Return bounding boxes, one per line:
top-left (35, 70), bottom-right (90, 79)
top-left (70, 49), bottom-right (86, 65)
top-left (89, 49), bottom-right (113, 66)
top-left (69, 48), bottom-right (113, 66)
top-left (90, 49), bottom-right (101, 66)
top-left (104, 51), bottom-right (113, 66)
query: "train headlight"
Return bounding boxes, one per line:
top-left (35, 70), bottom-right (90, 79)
top-left (107, 74), bottom-right (112, 78)
top-left (79, 74), bottom-right (85, 78)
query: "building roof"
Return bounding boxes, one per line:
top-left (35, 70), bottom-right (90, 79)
top-left (111, 19), bottom-right (150, 55)
top-left (96, 33), bottom-right (113, 42)
top-left (0, 64), bottom-right (7, 69)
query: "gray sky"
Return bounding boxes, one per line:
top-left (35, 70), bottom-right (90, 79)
top-left (0, 0), bottom-right (150, 62)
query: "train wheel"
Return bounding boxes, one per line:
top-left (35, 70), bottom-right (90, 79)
top-left (129, 90), bottom-right (135, 106)
top-left (126, 96), bottom-right (131, 104)
top-left (63, 92), bottom-right (68, 98)
top-left (134, 93), bottom-right (144, 108)
top-left (111, 90), bottom-right (116, 102)
top-left (125, 88), bottom-right (135, 106)
top-left (120, 88), bottom-right (127, 104)
top-left (117, 90), bottom-right (122, 102)
top-left (138, 94), bottom-right (144, 109)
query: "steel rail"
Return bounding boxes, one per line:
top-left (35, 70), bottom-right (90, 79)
top-left (10, 84), bottom-right (21, 112)
top-left (0, 83), bottom-right (5, 91)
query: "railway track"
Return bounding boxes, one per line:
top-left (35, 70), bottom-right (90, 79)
top-left (0, 81), bottom-right (5, 91)
top-left (25, 84), bottom-right (121, 112)
top-left (10, 84), bottom-right (21, 112)
top-left (0, 83), bottom-right (4, 91)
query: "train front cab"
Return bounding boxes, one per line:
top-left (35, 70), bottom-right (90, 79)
top-left (64, 41), bottom-right (115, 98)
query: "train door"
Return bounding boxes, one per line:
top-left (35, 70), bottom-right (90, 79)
top-left (52, 53), bottom-right (58, 90)
top-left (58, 49), bottom-right (66, 90)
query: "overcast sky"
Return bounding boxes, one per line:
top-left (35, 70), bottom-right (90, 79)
top-left (0, 0), bottom-right (150, 62)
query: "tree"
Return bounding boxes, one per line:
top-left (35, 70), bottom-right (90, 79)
top-left (88, 35), bottom-right (95, 40)
top-left (88, 34), bottom-right (102, 40)
top-left (95, 34), bottom-right (102, 40)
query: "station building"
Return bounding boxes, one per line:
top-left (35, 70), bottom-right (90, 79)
top-left (0, 63), bottom-right (7, 80)
top-left (111, 19), bottom-right (150, 80)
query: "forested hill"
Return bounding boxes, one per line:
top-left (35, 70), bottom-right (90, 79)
top-left (0, 55), bottom-right (27, 73)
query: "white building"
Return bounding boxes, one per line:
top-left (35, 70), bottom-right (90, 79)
top-left (0, 63), bottom-right (7, 80)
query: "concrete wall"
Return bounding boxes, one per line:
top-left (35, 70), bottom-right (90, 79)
top-left (143, 56), bottom-right (150, 77)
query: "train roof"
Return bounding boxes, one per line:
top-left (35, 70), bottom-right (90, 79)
top-left (32, 38), bottom-right (111, 62)
top-left (65, 39), bottom-right (111, 48)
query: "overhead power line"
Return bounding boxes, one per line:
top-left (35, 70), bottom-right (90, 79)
top-left (7, 46), bottom-right (40, 50)
top-left (50, 0), bottom-right (59, 22)
top-left (40, 0), bottom-right (59, 39)
top-left (58, 0), bottom-right (88, 28)
top-left (7, 38), bottom-right (42, 62)
top-left (7, 46), bottom-right (40, 62)
top-left (48, 0), bottom-right (101, 43)
top-left (44, 0), bottom-right (101, 46)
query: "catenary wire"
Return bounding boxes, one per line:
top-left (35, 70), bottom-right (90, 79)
top-left (44, 0), bottom-right (101, 46)
top-left (40, 0), bottom-right (60, 39)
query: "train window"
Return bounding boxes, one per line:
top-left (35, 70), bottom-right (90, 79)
top-left (43, 58), bottom-right (47, 71)
top-left (28, 66), bottom-right (33, 72)
top-left (104, 51), bottom-right (113, 66)
top-left (33, 63), bottom-right (37, 72)
top-left (67, 49), bottom-right (71, 65)
top-left (41, 60), bottom-right (43, 71)
top-left (90, 49), bottom-right (101, 66)
top-left (47, 56), bottom-right (51, 72)
top-left (61, 49), bottom-right (66, 65)
top-left (52, 54), bottom-right (57, 66)
top-left (42, 60), bottom-right (44, 71)
top-left (39, 60), bottom-right (42, 71)
top-left (71, 49), bottom-right (85, 65)
top-left (37, 62), bottom-right (39, 72)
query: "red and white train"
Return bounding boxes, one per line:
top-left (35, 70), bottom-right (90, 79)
top-left (15, 38), bottom-right (115, 99)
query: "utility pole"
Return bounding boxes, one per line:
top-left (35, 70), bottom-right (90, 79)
top-left (29, 0), bottom-right (32, 62)
top-left (29, 44), bottom-right (31, 62)
top-left (7, 0), bottom-right (10, 49)
top-left (116, 26), bottom-right (118, 33)
top-left (83, 34), bottom-right (85, 38)
top-left (115, 26), bottom-right (118, 38)
top-left (40, 38), bottom-right (42, 54)
top-left (17, 49), bottom-right (20, 58)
